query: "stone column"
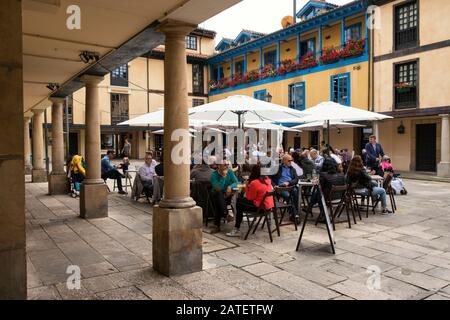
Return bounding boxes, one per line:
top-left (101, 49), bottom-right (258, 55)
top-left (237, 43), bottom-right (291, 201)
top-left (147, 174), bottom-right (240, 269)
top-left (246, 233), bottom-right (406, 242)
top-left (48, 98), bottom-right (67, 194)
top-left (437, 114), bottom-right (450, 177)
top-left (79, 75), bottom-right (108, 219)
top-left (153, 20), bottom-right (202, 276)
top-left (31, 109), bottom-right (47, 182)
top-left (24, 117), bottom-right (32, 174)
top-left (0, 0), bottom-right (26, 299)
top-left (373, 121), bottom-right (379, 142)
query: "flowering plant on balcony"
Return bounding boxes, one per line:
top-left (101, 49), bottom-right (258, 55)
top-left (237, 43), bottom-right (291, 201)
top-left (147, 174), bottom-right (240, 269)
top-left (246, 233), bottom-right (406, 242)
top-left (260, 65), bottom-right (278, 79)
top-left (320, 47), bottom-right (342, 65)
top-left (217, 78), bottom-right (230, 89)
top-left (394, 82), bottom-right (415, 93)
top-left (243, 70), bottom-right (260, 83)
top-left (208, 80), bottom-right (218, 91)
top-left (229, 73), bottom-right (243, 87)
top-left (298, 52), bottom-right (318, 70)
top-left (277, 59), bottom-right (298, 76)
top-left (340, 39), bottom-right (366, 59)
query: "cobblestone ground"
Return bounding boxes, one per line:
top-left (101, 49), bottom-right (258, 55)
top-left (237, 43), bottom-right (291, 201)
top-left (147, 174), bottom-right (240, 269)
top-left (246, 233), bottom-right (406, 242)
top-left (26, 178), bottom-right (450, 300)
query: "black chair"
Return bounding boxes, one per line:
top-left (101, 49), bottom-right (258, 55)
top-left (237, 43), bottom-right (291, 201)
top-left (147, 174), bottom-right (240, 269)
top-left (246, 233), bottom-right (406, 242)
top-left (318, 185), bottom-right (357, 230)
top-left (373, 174), bottom-right (396, 213)
top-left (244, 191), bottom-right (279, 242)
top-left (190, 181), bottom-right (217, 226)
top-left (273, 186), bottom-right (298, 230)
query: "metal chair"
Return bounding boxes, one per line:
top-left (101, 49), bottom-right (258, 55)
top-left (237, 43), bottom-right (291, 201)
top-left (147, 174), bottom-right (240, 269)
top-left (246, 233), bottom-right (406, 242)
top-left (244, 191), bottom-right (279, 242)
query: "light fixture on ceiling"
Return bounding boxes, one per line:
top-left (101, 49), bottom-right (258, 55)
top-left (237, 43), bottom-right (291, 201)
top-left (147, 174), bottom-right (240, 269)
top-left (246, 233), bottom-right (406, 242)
top-left (79, 51), bottom-right (100, 64)
top-left (46, 83), bottom-right (59, 91)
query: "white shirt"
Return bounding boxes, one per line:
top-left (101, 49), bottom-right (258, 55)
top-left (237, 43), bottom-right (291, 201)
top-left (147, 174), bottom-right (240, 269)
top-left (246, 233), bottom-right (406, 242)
top-left (291, 162), bottom-right (304, 177)
top-left (139, 160), bottom-right (157, 182)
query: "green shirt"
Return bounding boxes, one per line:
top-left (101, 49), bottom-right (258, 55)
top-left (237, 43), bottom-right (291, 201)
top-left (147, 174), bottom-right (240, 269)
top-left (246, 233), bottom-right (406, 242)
top-left (211, 169), bottom-right (238, 193)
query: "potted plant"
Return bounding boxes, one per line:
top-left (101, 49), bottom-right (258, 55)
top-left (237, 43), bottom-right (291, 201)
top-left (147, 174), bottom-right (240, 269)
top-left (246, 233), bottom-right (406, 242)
top-left (320, 47), bottom-right (341, 64)
top-left (395, 82), bottom-right (415, 93)
top-left (298, 52), bottom-right (318, 70)
top-left (208, 80), bottom-right (217, 91)
top-left (340, 39), bottom-right (366, 59)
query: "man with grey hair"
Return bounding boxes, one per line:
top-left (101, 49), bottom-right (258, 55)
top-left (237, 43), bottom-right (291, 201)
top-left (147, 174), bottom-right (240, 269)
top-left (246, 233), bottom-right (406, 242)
top-left (309, 149), bottom-right (324, 171)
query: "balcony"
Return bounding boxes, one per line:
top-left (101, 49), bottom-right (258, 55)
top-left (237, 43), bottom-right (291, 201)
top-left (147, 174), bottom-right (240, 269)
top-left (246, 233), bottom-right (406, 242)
top-left (209, 38), bottom-right (366, 94)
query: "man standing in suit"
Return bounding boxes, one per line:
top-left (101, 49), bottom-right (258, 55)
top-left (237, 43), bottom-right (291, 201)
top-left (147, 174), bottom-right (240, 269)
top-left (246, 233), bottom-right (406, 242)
top-left (365, 135), bottom-right (384, 175)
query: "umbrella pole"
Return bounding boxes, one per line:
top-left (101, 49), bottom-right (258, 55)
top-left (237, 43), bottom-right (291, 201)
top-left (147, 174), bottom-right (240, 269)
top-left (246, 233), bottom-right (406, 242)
top-left (238, 113), bottom-right (241, 130)
top-left (327, 120), bottom-right (330, 148)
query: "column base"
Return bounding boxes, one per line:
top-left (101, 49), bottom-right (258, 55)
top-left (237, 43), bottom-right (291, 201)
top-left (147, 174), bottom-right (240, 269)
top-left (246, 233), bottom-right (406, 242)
top-left (437, 162), bottom-right (450, 178)
top-left (48, 173), bottom-right (68, 195)
top-left (32, 169), bottom-right (47, 183)
top-left (153, 205), bottom-right (203, 276)
top-left (80, 183), bottom-right (108, 219)
top-left (25, 165), bottom-right (32, 175)
top-left (0, 247), bottom-right (26, 299)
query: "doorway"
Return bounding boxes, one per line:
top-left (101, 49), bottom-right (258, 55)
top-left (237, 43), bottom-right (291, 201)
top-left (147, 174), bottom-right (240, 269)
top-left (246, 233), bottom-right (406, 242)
top-left (416, 123), bottom-right (436, 172)
top-left (69, 132), bottom-right (78, 156)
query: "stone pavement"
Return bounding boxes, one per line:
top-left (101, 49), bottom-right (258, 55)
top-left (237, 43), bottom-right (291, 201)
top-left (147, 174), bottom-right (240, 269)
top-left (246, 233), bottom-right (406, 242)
top-left (25, 178), bottom-right (450, 300)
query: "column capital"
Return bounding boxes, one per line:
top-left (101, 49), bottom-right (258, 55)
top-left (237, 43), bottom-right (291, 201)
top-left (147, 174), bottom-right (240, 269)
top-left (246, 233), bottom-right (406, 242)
top-left (49, 97), bottom-right (66, 104)
top-left (31, 108), bottom-right (45, 115)
top-left (439, 114), bottom-right (450, 119)
top-left (156, 19), bottom-right (197, 37)
top-left (80, 74), bottom-right (103, 86)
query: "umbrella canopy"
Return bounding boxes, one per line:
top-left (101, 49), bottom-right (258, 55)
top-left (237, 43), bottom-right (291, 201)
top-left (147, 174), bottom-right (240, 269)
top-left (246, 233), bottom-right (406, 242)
top-left (118, 108), bottom-right (216, 127)
top-left (188, 95), bottom-right (308, 126)
top-left (245, 122), bottom-right (301, 132)
top-left (291, 121), bottom-right (364, 131)
top-left (283, 101), bottom-right (393, 123)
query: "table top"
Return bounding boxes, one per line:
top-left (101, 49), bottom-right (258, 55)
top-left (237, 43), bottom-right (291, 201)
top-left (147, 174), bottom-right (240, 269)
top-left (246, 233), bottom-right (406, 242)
top-left (298, 181), bottom-right (316, 186)
top-left (371, 175), bottom-right (384, 180)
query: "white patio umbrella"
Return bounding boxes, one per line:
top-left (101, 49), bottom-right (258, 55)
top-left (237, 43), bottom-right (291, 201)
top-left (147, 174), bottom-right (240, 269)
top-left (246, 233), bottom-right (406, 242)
top-left (118, 108), bottom-right (216, 127)
top-left (291, 121), bottom-right (363, 131)
top-left (244, 122), bottom-right (301, 132)
top-left (188, 95), bottom-right (308, 128)
top-left (283, 101), bottom-right (393, 145)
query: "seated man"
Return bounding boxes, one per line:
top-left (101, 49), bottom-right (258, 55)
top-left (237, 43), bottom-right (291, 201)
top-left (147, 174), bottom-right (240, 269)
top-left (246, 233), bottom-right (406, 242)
top-left (139, 152), bottom-right (157, 196)
top-left (271, 154), bottom-right (299, 220)
top-left (210, 159), bottom-right (238, 234)
top-left (101, 150), bottom-right (126, 194)
top-left (309, 149), bottom-right (324, 171)
top-left (190, 158), bottom-right (214, 182)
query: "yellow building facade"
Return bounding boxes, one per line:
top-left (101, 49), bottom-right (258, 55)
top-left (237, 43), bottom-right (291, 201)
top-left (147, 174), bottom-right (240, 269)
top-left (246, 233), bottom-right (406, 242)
top-left (373, 0), bottom-right (450, 175)
top-left (208, 0), bottom-right (371, 153)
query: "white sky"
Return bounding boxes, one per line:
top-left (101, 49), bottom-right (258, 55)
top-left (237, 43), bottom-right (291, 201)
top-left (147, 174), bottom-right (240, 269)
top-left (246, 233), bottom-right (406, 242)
top-left (201, 0), bottom-right (354, 45)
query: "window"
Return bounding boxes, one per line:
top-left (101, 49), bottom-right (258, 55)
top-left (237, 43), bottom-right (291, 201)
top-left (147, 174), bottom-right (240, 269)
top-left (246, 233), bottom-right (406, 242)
top-left (394, 60), bottom-right (418, 109)
top-left (264, 50), bottom-right (276, 66)
top-left (395, 1), bottom-right (418, 50)
top-left (331, 73), bottom-right (350, 106)
top-left (110, 94), bottom-right (129, 125)
top-left (254, 89), bottom-right (267, 101)
top-left (192, 99), bottom-right (205, 107)
top-left (300, 38), bottom-right (316, 57)
top-left (111, 64), bottom-right (128, 87)
top-left (212, 66), bottom-right (224, 81)
top-left (192, 64), bottom-right (204, 94)
top-left (185, 36), bottom-right (197, 50)
top-left (235, 60), bottom-right (244, 75)
top-left (101, 134), bottom-right (114, 150)
top-left (344, 23), bottom-right (362, 43)
top-left (288, 82), bottom-right (305, 110)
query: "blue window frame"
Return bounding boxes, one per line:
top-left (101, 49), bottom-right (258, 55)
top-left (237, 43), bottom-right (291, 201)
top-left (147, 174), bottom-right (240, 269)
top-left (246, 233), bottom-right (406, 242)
top-left (300, 38), bottom-right (316, 57)
top-left (331, 73), bottom-right (350, 106)
top-left (254, 89), bottom-right (267, 101)
top-left (235, 60), bottom-right (244, 75)
top-left (212, 66), bottom-right (224, 81)
top-left (264, 50), bottom-right (276, 66)
top-left (288, 82), bottom-right (305, 110)
top-left (344, 23), bottom-right (362, 43)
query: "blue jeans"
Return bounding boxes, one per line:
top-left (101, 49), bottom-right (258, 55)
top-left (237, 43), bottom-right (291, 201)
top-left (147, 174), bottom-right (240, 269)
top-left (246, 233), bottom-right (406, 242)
top-left (364, 187), bottom-right (387, 208)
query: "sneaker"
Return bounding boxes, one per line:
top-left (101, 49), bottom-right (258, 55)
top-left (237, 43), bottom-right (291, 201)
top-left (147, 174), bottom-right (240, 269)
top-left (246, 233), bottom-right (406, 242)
top-left (226, 228), bottom-right (241, 237)
top-left (381, 208), bottom-right (392, 215)
top-left (118, 190), bottom-right (127, 195)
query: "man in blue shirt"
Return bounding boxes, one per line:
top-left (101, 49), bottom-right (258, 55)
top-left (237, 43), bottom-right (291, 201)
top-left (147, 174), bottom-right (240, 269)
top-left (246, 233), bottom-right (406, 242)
top-left (101, 150), bottom-right (126, 194)
top-left (272, 154), bottom-right (299, 220)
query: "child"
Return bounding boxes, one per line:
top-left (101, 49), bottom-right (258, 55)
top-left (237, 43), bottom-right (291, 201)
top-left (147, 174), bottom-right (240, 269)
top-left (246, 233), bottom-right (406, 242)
top-left (120, 156), bottom-right (130, 173)
top-left (380, 155), bottom-right (394, 174)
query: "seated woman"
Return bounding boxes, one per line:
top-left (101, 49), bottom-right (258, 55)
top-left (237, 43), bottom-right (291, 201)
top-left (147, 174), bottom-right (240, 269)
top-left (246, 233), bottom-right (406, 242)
top-left (226, 164), bottom-right (274, 237)
top-left (347, 156), bottom-right (392, 214)
top-left (210, 159), bottom-right (238, 234)
top-left (307, 158), bottom-right (346, 217)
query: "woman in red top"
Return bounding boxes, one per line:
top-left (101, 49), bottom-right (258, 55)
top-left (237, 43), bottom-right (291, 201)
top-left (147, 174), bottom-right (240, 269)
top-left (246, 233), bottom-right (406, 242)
top-left (226, 164), bottom-right (274, 237)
